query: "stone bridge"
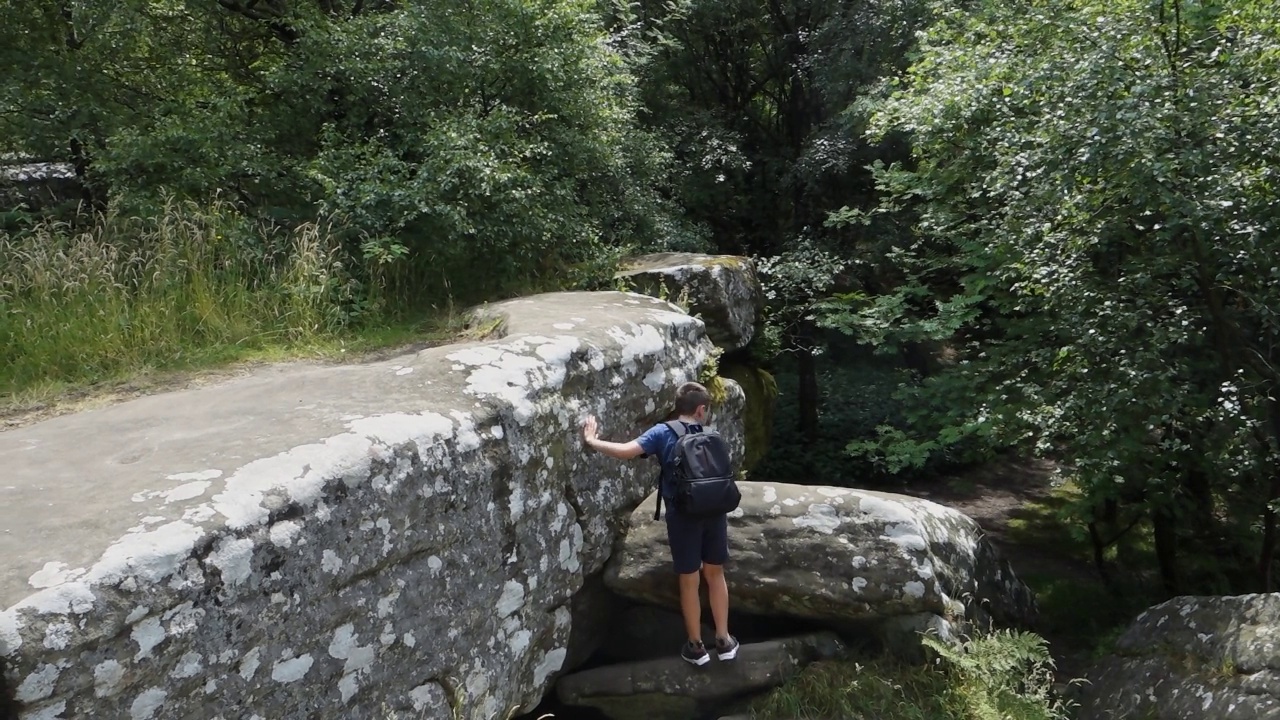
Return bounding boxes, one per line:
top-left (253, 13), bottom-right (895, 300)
top-left (1, 255), bottom-right (759, 720)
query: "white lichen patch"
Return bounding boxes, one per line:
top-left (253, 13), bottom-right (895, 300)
top-left (42, 621), bottom-right (74, 650)
top-left (496, 580), bottom-right (526, 618)
top-left (83, 520), bottom-right (205, 587)
top-left (209, 537), bottom-right (255, 586)
top-left (881, 522), bottom-right (929, 554)
top-left (271, 653), bottom-right (314, 683)
top-left (17, 662), bottom-right (63, 702)
top-left (170, 651), bottom-right (203, 679)
top-left (129, 688), bottom-right (167, 720)
top-left (27, 562), bottom-right (83, 589)
top-left (0, 609), bottom-right (24, 655)
top-left (409, 683), bottom-right (447, 712)
top-left (239, 647), bottom-right (262, 680)
top-left (903, 581), bottom-right (927, 599)
top-left (792, 504), bottom-right (842, 534)
top-left (269, 520), bottom-right (303, 547)
top-left (322, 549), bottom-right (344, 574)
top-left (533, 648), bottom-right (567, 687)
top-left (376, 587), bottom-right (402, 619)
top-left (160, 481), bottom-right (211, 504)
top-left (93, 659), bottom-right (124, 697)
top-left (132, 617), bottom-right (166, 660)
top-left (166, 469), bottom-right (223, 482)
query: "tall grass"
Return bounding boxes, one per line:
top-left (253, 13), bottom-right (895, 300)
top-left (0, 199), bottom-right (362, 397)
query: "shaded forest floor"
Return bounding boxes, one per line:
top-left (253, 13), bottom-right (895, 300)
top-left (909, 457), bottom-right (1137, 685)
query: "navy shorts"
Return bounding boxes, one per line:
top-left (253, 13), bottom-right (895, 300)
top-left (664, 506), bottom-right (729, 575)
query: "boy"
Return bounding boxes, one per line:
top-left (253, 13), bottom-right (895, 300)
top-left (581, 381), bottom-right (740, 666)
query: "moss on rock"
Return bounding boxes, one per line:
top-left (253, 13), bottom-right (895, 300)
top-left (720, 363), bottom-right (778, 474)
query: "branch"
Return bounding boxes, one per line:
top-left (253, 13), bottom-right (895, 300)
top-left (216, 0), bottom-right (300, 45)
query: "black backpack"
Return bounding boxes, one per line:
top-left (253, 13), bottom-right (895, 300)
top-left (654, 420), bottom-right (742, 520)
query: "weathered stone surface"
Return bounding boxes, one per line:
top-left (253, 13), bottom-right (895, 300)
top-left (555, 632), bottom-right (845, 720)
top-left (0, 290), bottom-right (746, 720)
top-left (615, 253), bottom-right (764, 353)
top-left (719, 363), bottom-right (777, 474)
top-left (604, 482), bottom-right (1036, 631)
top-left (1079, 593), bottom-right (1280, 720)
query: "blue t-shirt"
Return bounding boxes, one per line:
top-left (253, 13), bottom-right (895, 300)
top-left (637, 420), bottom-right (703, 499)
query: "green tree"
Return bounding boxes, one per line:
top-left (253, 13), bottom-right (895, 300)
top-left (837, 0), bottom-right (1280, 592)
top-left (605, 0), bottom-right (932, 438)
top-left (2, 0), bottom-right (696, 305)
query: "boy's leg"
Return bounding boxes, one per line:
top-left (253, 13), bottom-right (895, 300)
top-left (677, 571), bottom-right (703, 640)
top-left (666, 510), bottom-right (709, 666)
top-left (701, 513), bottom-right (738, 660)
top-left (701, 563), bottom-right (729, 639)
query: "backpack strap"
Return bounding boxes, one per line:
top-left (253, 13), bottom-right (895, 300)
top-left (654, 421), bottom-right (689, 521)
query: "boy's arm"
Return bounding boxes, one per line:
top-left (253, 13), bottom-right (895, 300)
top-left (582, 415), bottom-right (647, 460)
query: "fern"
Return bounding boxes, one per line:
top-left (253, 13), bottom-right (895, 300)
top-left (922, 629), bottom-right (1073, 720)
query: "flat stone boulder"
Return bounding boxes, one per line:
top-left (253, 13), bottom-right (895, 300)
top-left (1079, 593), bottom-right (1280, 720)
top-left (0, 291), bottom-right (746, 720)
top-left (604, 482), bottom-right (1035, 631)
top-left (615, 253), bottom-right (764, 353)
top-left (555, 632), bottom-right (845, 720)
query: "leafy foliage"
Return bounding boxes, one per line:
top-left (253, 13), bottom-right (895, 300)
top-left (830, 0), bottom-right (1280, 592)
top-left (1, 0), bottom-right (699, 306)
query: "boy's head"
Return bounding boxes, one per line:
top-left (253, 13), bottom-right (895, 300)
top-left (673, 381), bottom-right (711, 422)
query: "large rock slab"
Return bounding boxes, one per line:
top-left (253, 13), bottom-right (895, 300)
top-left (555, 632), bottom-right (845, 720)
top-left (0, 290), bottom-right (746, 720)
top-left (1079, 593), bottom-right (1280, 720)
top-left (615, 253), bottom-right (764, 353)
top-left (604, 482), bottom-right (1035, 630)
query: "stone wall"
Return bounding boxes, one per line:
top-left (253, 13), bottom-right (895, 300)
top-left (0, 290), bottom-right (746, 720)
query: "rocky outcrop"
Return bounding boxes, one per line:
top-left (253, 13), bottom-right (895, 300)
top-left (718, 363), bottom-right (777, 474)
top-left (555, 632), bottom-right (845, 720)
top-left (1079, 593), bottom-right (1280, 720)
top-left (615, 253), bottom-right (765, 354)
top-left (0, 288), bottom-right (749, 720)
top-left (605, 482), bottom-right (1036, 632)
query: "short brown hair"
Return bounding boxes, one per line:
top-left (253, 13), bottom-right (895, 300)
top-left (673, 381), bottom-right (711, 415)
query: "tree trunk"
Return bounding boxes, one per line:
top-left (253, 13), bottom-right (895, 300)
top-left (68, 137), bottom-right (103, 211)
top-left (1261, 398), bottom-right (1280, 591)
top-left (1260, 481), bottom-right (1278, 592)
top-left (1087, 519), bottom-right (1112, 587)
top-left (796, 344), bottom-right (819, 442)
top-left (1152, 505), bottom-right (1180, 596)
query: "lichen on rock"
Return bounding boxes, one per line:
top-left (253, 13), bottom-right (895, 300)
top-left (1079, 592), bottom-right (1280, 720)
top-left (718, 363), bottom-right (778, 474)
top-left (0, 290), bottom-right (747, 720)
top-left (604, 481), bottom-right (1037, 638)
top-left (615, 252), bottom-right (765, 354)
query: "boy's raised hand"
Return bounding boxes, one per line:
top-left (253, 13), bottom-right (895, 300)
top-left (582, 415), bottom-right (599, 443)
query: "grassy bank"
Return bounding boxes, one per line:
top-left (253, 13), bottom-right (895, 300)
top-left (0, 201), bottom-right (481, 416)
